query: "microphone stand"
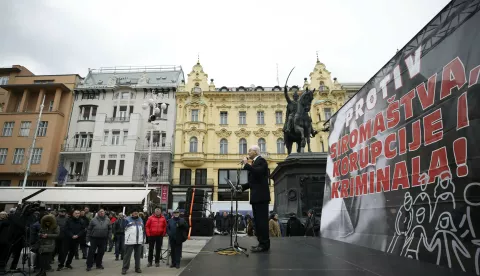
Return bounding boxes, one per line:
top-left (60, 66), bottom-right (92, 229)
top-left (214, 171), bottom-right (249, 257)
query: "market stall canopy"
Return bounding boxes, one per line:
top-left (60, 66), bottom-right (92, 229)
top-left (0, 187), bottom-right (43, 203)
top-left (26, 188), bottom-right (155, 205)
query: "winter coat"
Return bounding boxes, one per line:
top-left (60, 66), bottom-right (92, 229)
top-left (220, 216), bottom-right (230, 232)
top-left (240, 156), bottom-right (271, 204)
top-left (269, 219), bottom-right (281, 237)
top-left (56, 215), bottom-right (68, 239)
top-left (124, 216), bottom-right (144, 245)
top-left (113, 218), bottom-right (126, 236)
top-left (0, 218), bottom-right (10, 244)
top-left (305, 215), bottom-right (320, 237)
top-left (38, 215), bottom-right (60, 253)
top-left (167, 217), bottom-right (188, 245)
top-left (145, 215), bottom-right (167, 237)
top-left (286, 216), bottom-right (305, 237)
top-left (87, 215), bottom-right (111, 240)
top-left (65, 217), bottom-right (86, 239)
top-left (29, 221), bottom-right (41, 248)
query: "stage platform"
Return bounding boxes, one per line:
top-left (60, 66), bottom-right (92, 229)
top-left (180, 236), bottom-right (465, 276)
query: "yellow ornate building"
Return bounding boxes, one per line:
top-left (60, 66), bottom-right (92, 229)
top-left (172, 58), bottom-right (361, 207)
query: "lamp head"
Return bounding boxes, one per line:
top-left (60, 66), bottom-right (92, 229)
top-left (160, 102), bottom-right (167, 110)
top-left (148, 98), bottom-right (155, 105)
top-left (154, 107), bottom-right (161, 115)
top-left (142, 102), bottom-right (149, 110)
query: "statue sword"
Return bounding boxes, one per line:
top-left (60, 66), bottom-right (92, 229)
top-left (284, 67), bottom-right (295, 87)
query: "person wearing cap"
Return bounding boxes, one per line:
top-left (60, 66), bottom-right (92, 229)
top-left (121, 209), bottom-right (144, 275)
top-left (166, 209), bottom-right (188, 269)
top-left (54, 208), bottom-right (68, 264)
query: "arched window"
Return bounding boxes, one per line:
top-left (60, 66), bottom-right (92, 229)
top-left (220, 138), bottom-right (228, 154)
top-left (277, 138), bottom-right (285, 154)
top-left (258, 138), bottom-right (266, 153)
top-left (239, 138), bottom-right (247, 154)
top-left (189, 137), bottom-right (198, 153)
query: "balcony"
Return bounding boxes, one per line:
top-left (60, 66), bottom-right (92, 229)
top-left (132, 174), bottom-right (170, 183)
top-left (105, 117), bottom-right (130, 123)
top-left (181, 153), bottom-right (206, 167)
top-left (61, 142), bottom-right (92, 153)
top-left (135, 142), bottom-right (172, 153)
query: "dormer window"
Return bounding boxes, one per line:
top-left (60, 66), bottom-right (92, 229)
top-left (220, 86), bottom-right (229, 92)
top-left (272, 86), bottom-right (281, 92)
top-left (236, 86), bottom-right (246, 92)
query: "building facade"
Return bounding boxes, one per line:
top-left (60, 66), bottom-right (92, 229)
top-left (0, 65), bottom-right (34, 113)
top-left (172, 59), bottom-right (362, 208)
top-left (55, 66), bottom-right (184, 194)
top-left (0, 70), bottom-right (81, 186)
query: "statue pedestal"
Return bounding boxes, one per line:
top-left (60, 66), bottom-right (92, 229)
top-left (270, 152), bottom-right (327, 220)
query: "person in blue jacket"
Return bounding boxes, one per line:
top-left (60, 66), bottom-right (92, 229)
top-left (166, 209), bottom-right (188, 269)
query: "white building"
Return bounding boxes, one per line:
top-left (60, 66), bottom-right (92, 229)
top-left (55, 66), bottom-right (184, 192)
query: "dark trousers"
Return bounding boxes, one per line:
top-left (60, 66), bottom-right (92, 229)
top-left (58, 239), bottom-right (79, 267)
top-left (8, 239), bottom-right (22, 270)
top-left (115, 235), bottom-right (125, 258)
top-left (169, 239), bottom-right (182, 266)
top-left (108, 234), bottom-right (114, 251)
top-left (86, 237), bottom-right (107, 268)
top-left (80, 243), bottom-right (88, 258)
top-left (148, 236), bottom-right (163, 264)
top-left (0, 243), bottom-right (9, 269)
top-left (122, 244), bottom-right (142, 271)
top-left (53, 239), bottom-right (65, 261)
top-left (252, 203), bottom-right (270, 249)
top-left (38, 252), bottom-right (52, 272)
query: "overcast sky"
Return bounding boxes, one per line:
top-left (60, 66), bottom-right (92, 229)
top-left (0, 0), bottom-right (450, 87)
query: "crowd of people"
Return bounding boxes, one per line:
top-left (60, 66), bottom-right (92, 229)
top-left (212, 209), bottom-right (320, 238)
top-left (0, 206), bottom-right (189, 276)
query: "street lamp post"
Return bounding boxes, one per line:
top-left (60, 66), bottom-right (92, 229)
top-left (142, 91), bottom-right (167, 213)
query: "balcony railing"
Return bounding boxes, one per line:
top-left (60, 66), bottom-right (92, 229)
top-left (171, 178), bottom-right (214, 185)
top-left (61, 145), bottom-right (92, 152)
top-left (135, 142), bottom-right (172, 152)
top-left (65, 174), bottom-right (88, 183)
top-left (132, 174), bottom-right (171, 182)
top-left (105, 117), bottom-right (130, 123)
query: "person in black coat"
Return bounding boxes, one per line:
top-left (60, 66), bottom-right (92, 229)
top-left (0, 212), bottom-right (10, 272)
top-left (58, 210), bottom-right (85, 270)
top-left (239, 145), bottom-right (271, 253)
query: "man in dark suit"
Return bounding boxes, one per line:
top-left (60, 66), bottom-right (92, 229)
top-left (239, 145), bottom-right (270, 253)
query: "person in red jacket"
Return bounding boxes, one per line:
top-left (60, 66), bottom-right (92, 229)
top-left (145, 207), bottom-right (167, 267)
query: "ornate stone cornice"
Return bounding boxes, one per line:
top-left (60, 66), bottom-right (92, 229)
top-left (253, 128), bottom-right (270, 138)
top-left (184, 127), bottom-right (206, 137)
top-left (216, 104), bottom-right (232, 109)
top-left (253, 104), bottom-right (269, 109)
top-left (235, 104), bottom-right (250, 109)
top-left (272, 128), bottom-right (284, 137)
top-left (215, 128), bottom-right (232, 138)
top-left (234, 128), bottom-right (251, 138)
top-left (271, 104), bottom-right (286, 110)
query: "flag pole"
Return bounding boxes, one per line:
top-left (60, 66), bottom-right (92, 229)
top-left (18, 95), bottom-right (45, 205)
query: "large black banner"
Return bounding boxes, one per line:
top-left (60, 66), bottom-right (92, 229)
top-left (321, 0), bottom-right (480, 274)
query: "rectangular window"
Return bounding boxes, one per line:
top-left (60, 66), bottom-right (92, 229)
top-left (159, 162), bottom-right (164, 176)
top-left (220, 111), bottom-right (228, 125)
top-left (119, 106), bottom-right (128, 119)
top-left (179, 169), bottom-right (192, 185)
top-left (98, 160), bottom-right (104, 175)
top-left (103, 131), bottom-right (109, 145)
top-left (80, 133), bottom-right (88, 148)
top-left (151, 161), bottom-right (158, 177)
top-left (275, 111), bottom-right (283, 124)
top-left (113, 106), bottom-right (117, 118)
top-left (218, 169), bottom-right (248, 188)
top-left (161, 132), bottom-right (166, 147)
top-left (13, 148), bottom-right (24, 165)
top-left (107, 160), bottom-right (116, 175)
top-left (31, 148), bottom-right (43, 164)
top-left (121, 92), bottom-right (129, 99)
top-left (163, 104), bottom-right (169, 115)
top-left (191, 109), bottom-right (199, 122)
top-left (324, 108), bottom-right (332, 120)
top-left (123, 130), bottom-right (128, 145)
top-left (37, 121), bottom-right (48, 137)
top-left (195, 169), bottom-right (207, 185)
top-left (2, 122), bottom-right (14, 136)
top-left (0, 148), bottom-right (7, 164)
top-left (111, 131), bottom-right (120, 145)
top-left (0, 180), bottom-right (11, 186)
top-left (20, 180), bottom-right (47, 187)
top-left (118, 160), bottom-right (125, 176)
top-left (19, 121), bottom-right (31, 137)
top-left (0, 76), bottom-right (8, 85)
top-left (239, 111), bottom-right (246, 124)
top-left (49, 101), bottom-right (54, 112)
top-left (75, 162), bottom-right (83, 175)
top-left (257, 111), bottom-right (264, 124)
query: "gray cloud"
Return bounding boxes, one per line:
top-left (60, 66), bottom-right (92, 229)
top-left (0, 0), bottom-right (450, 86)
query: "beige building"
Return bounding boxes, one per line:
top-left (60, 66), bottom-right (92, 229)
top-left (0, 66), bottom-right (34, 112)
top-left (0, 70), bottom-right (82, 187)
top-left (172, 58), bottom-right (361, 206)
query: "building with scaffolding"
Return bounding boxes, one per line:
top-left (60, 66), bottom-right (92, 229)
top-left (55, 66), bottom-right (184, 202)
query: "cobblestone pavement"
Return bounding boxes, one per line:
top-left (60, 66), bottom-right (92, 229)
top-left (4, 237), bottom-right (209, 276)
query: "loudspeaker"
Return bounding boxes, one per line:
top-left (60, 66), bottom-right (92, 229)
top-left (185, 202), bottom-right (205, 212)
top-left (188, 211), bottom-right (205, 218)
top-left (190, 217), bottom-right (214, 236)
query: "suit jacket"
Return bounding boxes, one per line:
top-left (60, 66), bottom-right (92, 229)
top-left (241, 156), bottom-right (271, 204)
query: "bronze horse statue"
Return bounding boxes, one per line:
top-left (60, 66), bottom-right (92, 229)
top-left (283, 87), bottom-right (317, 154)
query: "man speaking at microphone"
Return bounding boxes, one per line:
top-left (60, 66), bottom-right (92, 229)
top-left (238, 145), bottom-right (270, 253)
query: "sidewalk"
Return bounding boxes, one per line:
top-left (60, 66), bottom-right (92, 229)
top-left (7, 237), bottom-right (209, 276)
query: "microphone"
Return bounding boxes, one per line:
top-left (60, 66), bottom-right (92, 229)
top-left (238, 156), bottom-right (249, 165)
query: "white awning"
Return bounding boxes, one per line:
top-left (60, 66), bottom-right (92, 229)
top-left (0, 188), bottom-right (42, 203)
top-left (26, 188), bottom-right (154, 205)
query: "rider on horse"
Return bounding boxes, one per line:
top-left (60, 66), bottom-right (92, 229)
top-left (283, 86), bottom-right (299, 134)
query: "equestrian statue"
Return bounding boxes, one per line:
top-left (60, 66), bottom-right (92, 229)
top-left (282, 68), bottom-right (318, 154)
